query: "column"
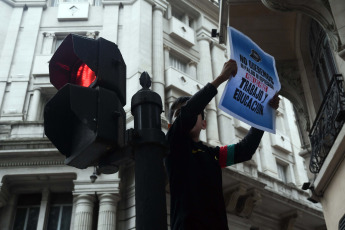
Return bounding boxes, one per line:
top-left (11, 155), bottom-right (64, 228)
top-left (27, 87), bottom-right (41, 121)
top-left (100, 3), bottom-right (119, 43)
top-left (97, 193), bottom-right (120, 230)
top-left (210, 42), bottom-right (233, 145)
top-left (197, 35), bottom-right (220, 145)
top-left (1, 6), bottom-right (43, 121)
top-left (163, 45), bottom-right (170, 71)
top-left (37, 189), bottom-right (50, 230)
top-left (42, 33), bottom-right (55, 55)
top-left (117, 4), bottom-right (124, 49)
top-left (152, 5), bottom-right (166, 111)
top-left (0, 7), bottom-right (24, 113)
top-left (73, 194), bottom-right (95, 230)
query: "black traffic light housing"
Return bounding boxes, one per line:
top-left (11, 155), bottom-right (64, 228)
top-left (44, 34), bottom-right (126, 170)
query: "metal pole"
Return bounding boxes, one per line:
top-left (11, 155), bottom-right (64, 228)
top-left (131, 72), bottom-right (168, 230)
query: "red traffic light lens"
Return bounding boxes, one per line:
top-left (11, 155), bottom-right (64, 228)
top-left (74, 63), bottom-right (96, 87)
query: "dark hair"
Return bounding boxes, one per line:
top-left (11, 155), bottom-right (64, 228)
top-left (168, 96), bottom-right (205, 124)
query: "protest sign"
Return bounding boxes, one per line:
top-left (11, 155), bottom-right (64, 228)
top-left (219, 27), bottom-right (281, 133)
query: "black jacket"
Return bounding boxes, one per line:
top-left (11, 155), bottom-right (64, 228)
top-left (165, 83), bottom-right (263, 230)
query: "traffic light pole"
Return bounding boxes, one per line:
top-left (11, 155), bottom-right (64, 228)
top-left (130, 72), bottom-right (168, 230)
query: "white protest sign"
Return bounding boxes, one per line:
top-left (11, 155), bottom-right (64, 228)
top-left (219, 27), bottom-right (281, 133)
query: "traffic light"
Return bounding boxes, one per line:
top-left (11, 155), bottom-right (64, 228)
top-left (44, 34), bottom-right (126, 171)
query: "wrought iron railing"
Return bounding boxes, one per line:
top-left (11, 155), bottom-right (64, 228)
top-left (309, 74), bottom-right (345, 173)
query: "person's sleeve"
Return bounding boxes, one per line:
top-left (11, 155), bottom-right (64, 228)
top-left (218, 145), bottom-right (235, 168)
top-left (177, 83), bottom-right (218, 133)
top-left (234, 127), bottom-right (264, 163)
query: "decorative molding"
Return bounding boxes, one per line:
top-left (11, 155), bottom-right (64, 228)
top-left (280, 211), bottom-right (301, 230)
top-left (163, 44), bottom-right (171, 51)
top-left (43, 32), bottom-right (55, 38)
top-left (102, 0), bottom-right (136, 6)
top-left (0, 160), bottom-right (64, 167)
top-left (224, 183), bottom-right (247, 212)
top-left (236, 188), bottom-right (261, 218)
top-left (2, 0), bottom-right (47, 8)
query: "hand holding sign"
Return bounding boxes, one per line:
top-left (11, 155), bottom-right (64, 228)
top-left (211, 59), bottom-right (238, 89)
top-left (219, 27), bottom-right (281, 133)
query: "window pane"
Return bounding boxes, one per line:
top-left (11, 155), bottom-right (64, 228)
top-left (55, 38), bottom-right (64, 51)
top-left (47, 206), bottom-right (60, 230)
top-left (277, 163), bottom-right (287, 183)
top-left (170, 55), bottom-right (187, 73)
top-left (60, 206), bottom-right (72, 230)
top-left (13, 208), bottom-right (27, 230)
top-left (26, 207), bottom-right (40, 230)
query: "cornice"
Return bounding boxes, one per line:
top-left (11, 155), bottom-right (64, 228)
top-left (101, 0), bottom-right (136, 6)
top-left (153, 0), bottom-right (168, 11)
top-left (0, 159), bottom-right (64, 167)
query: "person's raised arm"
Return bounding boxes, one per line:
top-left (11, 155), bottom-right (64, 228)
top-left (218, 94), bottom-right (281, 166)
top-left (234, 94), bottom-right (281, 163)
top-left (181, 59), bottom-right (238, 121)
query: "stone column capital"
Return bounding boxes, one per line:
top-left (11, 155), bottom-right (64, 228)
top-left (211, 40), bottom-right (226, 50)
top-left (98, 193), bottom-right (121, 203)
top-left (86, 31), bottom-right (99, 39)
top-left (163, 44), bottom-right (171, 51)
top-left (188, 60), bottom-right (197, 66)
top-left (152, 0), bottom-right (168, 11)
top-left (43, 32), bottom-right (56, 38)
top-left (196, 34), bottom-right (212, 43)
top-left (153, 4), bottom-right (166, 13)
top-left (32, 86), bottom-right (42, 91)
top-left (75, 194), bottom-right (96, 204)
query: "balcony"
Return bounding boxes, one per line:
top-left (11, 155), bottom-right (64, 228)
top-left (165, 67), bottom-right (202, 96)
top-left (168, 17), bottom-right (195, 46)
top-left (309, 74), bottom-right (345, 173)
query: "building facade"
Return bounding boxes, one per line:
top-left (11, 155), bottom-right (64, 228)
top-left (218, 0), bottom-right (345, 229)
top-left (0, 0), bottom-right (326, 229)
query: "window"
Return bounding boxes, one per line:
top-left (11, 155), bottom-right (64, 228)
top-left (171, 6), bottom-right (194, 28)
top-left (277, 162), bottom-right (288, 183)
top-left (309, 19), bottom-right (338, 98)
top-left (172, 7), bottom-right (184, 21)
top-left (339, 213), bottom-right (345, 230)
top-left (54, 36), bottom-right (66, 51)
top-left (170, 54), bottom-right (187, 73)
top-left (47, 205), bottom-right (72, 230)
top-left (54, 33), bottom-right (97, 51)
top-left (38, 92), bottom-right (52, 121)
top-left (47, 193), bottom-right (73, 230)
top-left (13, 194), bottom-right (41, 230)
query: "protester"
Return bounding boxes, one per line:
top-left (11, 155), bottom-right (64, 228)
top-left (165, 59), bottom-right (280, 230)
